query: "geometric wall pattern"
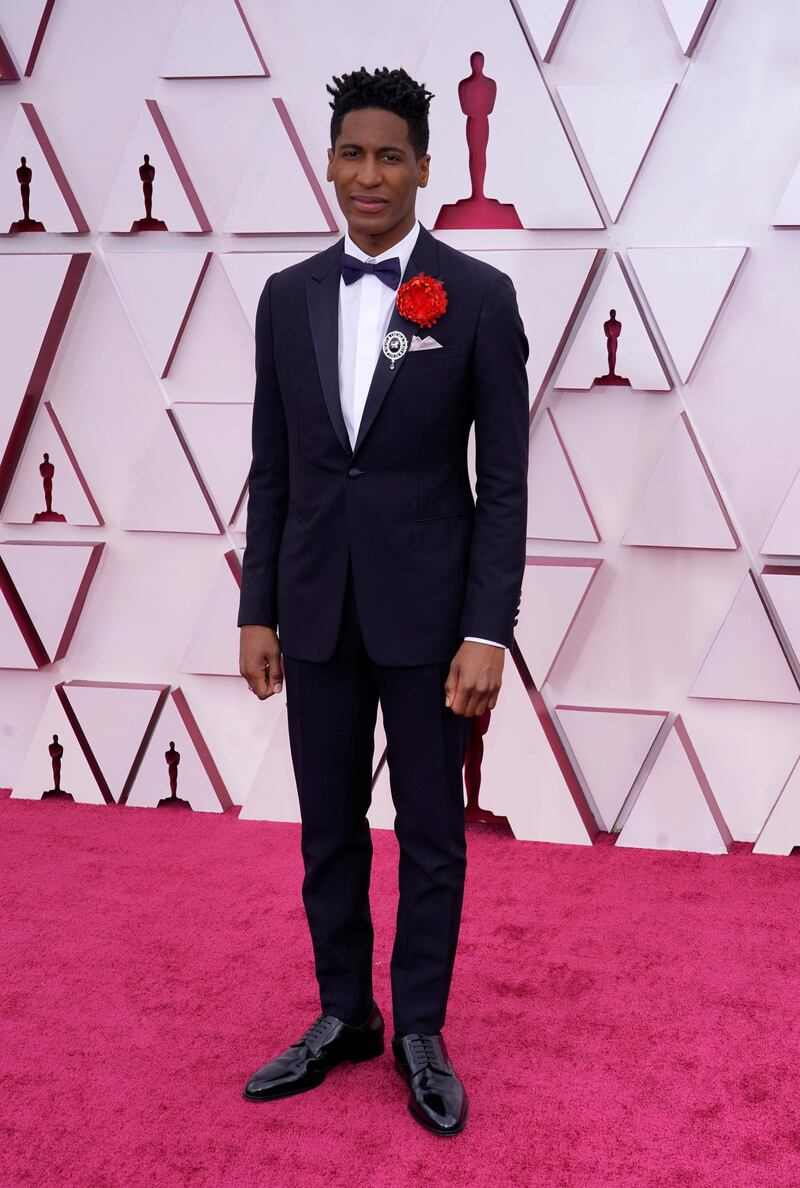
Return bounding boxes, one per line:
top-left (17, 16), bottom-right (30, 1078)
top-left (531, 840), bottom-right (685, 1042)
top-left (557, 82), bottom-right (677, 222)
top-left (159, 0), bottom-right (269, 81)
top-left (3, 0), bottom-right (800, 857)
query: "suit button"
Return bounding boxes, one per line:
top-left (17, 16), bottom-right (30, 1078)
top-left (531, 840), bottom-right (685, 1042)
top-left (347, 467), bottom-right (364, 478)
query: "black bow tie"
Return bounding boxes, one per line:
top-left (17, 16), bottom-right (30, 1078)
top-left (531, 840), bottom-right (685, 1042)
top-left (340, 253), bottom-right (402, 290)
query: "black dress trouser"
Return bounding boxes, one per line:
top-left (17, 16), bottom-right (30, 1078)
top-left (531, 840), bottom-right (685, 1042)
top-left (281, 551), bottom-right (472, 1035)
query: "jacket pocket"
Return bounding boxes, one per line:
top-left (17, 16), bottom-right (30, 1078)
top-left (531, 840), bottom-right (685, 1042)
top-left (410, 510), bottom-right (471, 525)
top-left (404, 345), bottom-right (467, 364)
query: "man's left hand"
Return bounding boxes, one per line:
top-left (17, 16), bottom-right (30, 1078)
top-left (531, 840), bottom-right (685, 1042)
top-left (444, 640), bottom-right (505, 717)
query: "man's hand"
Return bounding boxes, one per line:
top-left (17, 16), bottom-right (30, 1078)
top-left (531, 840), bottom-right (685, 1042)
top-left (444, 640), bottom-right (505, 717)
top-left (239, 625), bottom-right (283, 699)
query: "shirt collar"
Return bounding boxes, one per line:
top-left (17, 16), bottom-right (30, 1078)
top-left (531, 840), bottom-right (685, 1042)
top-left (343, 218), bottom-right (420, 272)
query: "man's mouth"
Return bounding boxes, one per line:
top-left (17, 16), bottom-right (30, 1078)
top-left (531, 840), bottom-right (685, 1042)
top-left (352, 196), bottom-right (388, 213)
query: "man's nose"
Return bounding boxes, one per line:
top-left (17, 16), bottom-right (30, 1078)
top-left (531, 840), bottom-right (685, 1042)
top-left (357, 157), bottom-right (383, 187)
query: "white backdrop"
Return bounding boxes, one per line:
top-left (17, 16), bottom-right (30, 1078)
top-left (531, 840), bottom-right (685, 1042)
top-left (2, 0), bottom-right (800, 854)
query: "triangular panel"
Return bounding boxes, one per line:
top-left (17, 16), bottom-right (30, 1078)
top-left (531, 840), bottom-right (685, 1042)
top-left (126, 689), bottom-right (232, 812)
top-left (3, 400), bottom-right (102, 526)
top-left (527, 409), bottom-right (599, 543)
top-left (0, 0), bottom-right (57, 76)
top-left (120, 413), bottom-right (221, 534)
top-left (555, 705), bottom-right (667, 831)
top-left (554, 254), bottom-right (671, 390)
top-left (627, 245), bottom-right (747, 382)
top-left (762, 466), bottom-right (800, 556)
top-left (103, 251), bottom-right (210, 378)
top-left (621, 413), bottom-right (739, 550)
top-left (476, 660), bottom-right (594, 843)
top-left (11, 685), bottom-right (105, 803)
top-left (160, 0), bottom-right (268, 79)
top-left (558, 84), bottom-right (676, 222)
top-left (181, 551), bottom-right (241, 676)
top-left (689, 572), bottom-right (800, 705)
top-left (754, 752), bottom-right (800, 855)
top-left (683, 698), bottom-right (800, 843)
top-left (0, 253), bottom-right (89, 519)
top-left (172, 402), bottom-right (251, 523)
top-left (515, 0), bottom-right (578, 61)
top-left (0, 583), bottom-right (41, 668)
top-left (0, 540), bottom-right (103, 664)
top-left (238, 702), bottom-right (301, 822)
top-left (617, 716), bottom-right (731, 852)
top-left (63, 681), bottom-right (170, 804)
top-left (0, 33), bottom-right (19, 82)
top-left (470, 247), bottom-right (602, 407)
top-left (100, 100), bottom-right (210, 233)
top-left (514, 556), bottom-right (602, 688)
top-left (0, 103), bottom-right (87, 233)
top-left (659, 0), bottom-right (719, 55)
top-left (225, 99), bottom-right (337, 234)
top-left (222, 250), bottom-right (331, 330)
top-left (414, 0), bottom-right (602, 230)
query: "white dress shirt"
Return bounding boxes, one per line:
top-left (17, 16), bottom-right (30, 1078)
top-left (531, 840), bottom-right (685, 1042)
top-left (337, 218), bottom-right (504, 651)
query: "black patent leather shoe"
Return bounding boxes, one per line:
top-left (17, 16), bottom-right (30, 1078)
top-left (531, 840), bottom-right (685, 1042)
top-left (392, 1032), bottom-right (468, 1136)
top-left (243, 1001), bottom-right (384, 1102)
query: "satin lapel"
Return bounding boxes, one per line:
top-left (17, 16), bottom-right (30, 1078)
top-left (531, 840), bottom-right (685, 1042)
top-left (352, 222), bottom-right (440, 456)
top-left (305, 235), bottom-right (351, 457)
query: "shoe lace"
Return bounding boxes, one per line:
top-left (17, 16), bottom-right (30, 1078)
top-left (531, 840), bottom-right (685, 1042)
top-left (408, 1034), bottom-right (442, 1071)
top-left (299, 1014), bottom-right (337, 1052)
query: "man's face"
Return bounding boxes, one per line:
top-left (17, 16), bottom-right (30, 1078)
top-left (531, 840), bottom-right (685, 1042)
top-left (326, 106), bottom-right (429, 242)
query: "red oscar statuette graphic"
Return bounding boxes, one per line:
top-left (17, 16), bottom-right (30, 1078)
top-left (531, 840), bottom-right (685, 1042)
top-left (158, 739), bottom-right (190, 809)
top-left (42, 733), bottom-right (73, 801)
top-left (435, 50), bottom-right (522, 230)
top-left (592, 308), bottom-right (631, 387)
top-left (10, 155), bottom-right (46, 234)
top-left (396, 271), bottom-right (448, 329)
top-left (33, 452), bottom-right (66, 523)
top-left (131, 153), bottom-right (168, 232)
top-left (463, 710), bottom-right (511, 832)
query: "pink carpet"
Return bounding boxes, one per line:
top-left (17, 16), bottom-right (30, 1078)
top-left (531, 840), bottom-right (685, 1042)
top-left (1, 790), bottom-right (799, 1187)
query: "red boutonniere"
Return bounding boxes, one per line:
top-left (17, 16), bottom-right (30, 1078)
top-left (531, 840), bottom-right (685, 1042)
top-left (396, 271), bottom-right (448, 329)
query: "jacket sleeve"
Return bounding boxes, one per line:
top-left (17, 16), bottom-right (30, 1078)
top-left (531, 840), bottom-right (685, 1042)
top-left (458, 269), bottom-right (530, 648)
top-left (237, 273), bottom-right (289, 628)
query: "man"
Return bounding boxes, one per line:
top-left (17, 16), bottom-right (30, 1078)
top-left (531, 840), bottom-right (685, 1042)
top-left (238, 65), bottom-right (529, 1136)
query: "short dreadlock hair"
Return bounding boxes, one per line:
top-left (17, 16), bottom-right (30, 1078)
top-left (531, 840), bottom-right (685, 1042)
top-left (327, 66), bottom-right (435, 160)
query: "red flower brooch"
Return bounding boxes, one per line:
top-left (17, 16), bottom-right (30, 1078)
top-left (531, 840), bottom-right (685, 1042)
top-left (396, 271), bottom-right (448, 329)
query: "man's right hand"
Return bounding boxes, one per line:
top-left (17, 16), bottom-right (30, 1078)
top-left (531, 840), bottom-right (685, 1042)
top-left (239, 625), bottom-right (283, 699)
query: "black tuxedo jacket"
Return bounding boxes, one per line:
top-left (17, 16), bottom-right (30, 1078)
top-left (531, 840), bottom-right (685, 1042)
top-left (237, 221), bottom-right (530, 666)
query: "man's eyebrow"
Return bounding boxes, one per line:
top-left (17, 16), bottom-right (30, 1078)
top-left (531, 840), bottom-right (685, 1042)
top-left (337, 143), bottom-right (406, 153)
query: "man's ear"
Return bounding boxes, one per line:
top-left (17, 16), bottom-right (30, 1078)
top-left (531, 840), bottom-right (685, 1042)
top-left (417, 154), bottom-right (430, 189)
top-left (325, 147), bottom-right (333, 181)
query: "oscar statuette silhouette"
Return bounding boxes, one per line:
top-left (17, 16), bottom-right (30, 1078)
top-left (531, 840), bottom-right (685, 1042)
top-left (41, 733), bottom-right (74, 800)
top-left (463, 709), bottom-right (511, 831)
top-left (32, 453), bottom-right (66, 523)
top-left (435, 51), bottom-right (522, 230)
top-left (9, 156), bottom-right (46, 233)
top-left (592, 308), bottom-right (631, 387)
top-left (157, 740), bottom-right (190, 808)
top-left (131, 154), bottom-right (168, 232)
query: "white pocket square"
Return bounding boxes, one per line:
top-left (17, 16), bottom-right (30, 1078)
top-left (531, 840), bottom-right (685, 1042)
top-left (409, 334), bottom-right (443, 351)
